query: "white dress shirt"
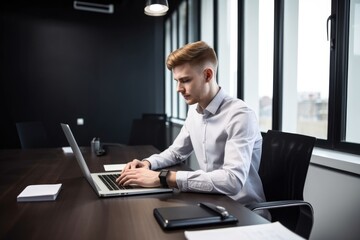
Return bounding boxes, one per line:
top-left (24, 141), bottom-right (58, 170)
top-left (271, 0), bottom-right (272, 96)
top-left (146, 88), bottom-right (266, 206)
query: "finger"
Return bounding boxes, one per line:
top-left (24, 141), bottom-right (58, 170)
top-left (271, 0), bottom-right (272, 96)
top-left (116, 171), bottom-right (127, 184)
top-left (120, 175), bottom-right (139, 186)
top-left (116, 169), bottom-right (131, 183)
top-left (117, 170), bottom-right (138, 185)
top-left (121, 178), bottom-right (140, 186)
top-left (124, 159), bottom-right (141, 170)
top-left (123, 162), bottom-right (133, 171)
top-left (116, 174), bottom-right (122, 184)
top-left (128, 161), bottom-right (140, 169)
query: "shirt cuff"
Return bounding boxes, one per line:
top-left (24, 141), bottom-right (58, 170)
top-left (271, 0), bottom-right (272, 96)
top-left (144, 157), bottom-right (158, 170)
top-left (175, 171), bottom-right (189, 191)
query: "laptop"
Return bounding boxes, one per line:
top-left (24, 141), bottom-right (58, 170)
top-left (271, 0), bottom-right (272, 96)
top-left (60, 123), bottom-right (173, 197)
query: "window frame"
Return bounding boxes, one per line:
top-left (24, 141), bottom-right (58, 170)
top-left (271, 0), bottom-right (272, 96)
top-left (165, 0), bottom-right (360, 155)
top-left (238, 0), bottom-right (359, 155)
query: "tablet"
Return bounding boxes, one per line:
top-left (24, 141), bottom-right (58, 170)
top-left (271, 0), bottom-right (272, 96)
top-left (153, 204), bottom-right (238, 229)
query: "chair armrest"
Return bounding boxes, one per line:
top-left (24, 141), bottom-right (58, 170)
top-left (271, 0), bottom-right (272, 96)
top-left (245, 200), bottom-right (314, 239)
top-left (245, 200), bottom-right (313, 212)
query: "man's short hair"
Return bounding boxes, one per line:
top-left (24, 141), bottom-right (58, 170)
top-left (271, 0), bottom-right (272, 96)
top-left (166, 41), bottom-right (218, 71)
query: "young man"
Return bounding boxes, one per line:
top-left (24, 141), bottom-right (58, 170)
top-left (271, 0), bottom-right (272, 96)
top-left (116, 41), bottom-right (267, 216)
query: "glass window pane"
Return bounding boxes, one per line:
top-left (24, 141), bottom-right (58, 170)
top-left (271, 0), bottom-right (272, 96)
top-left (282, 0), bottom-right (331, 139)
top-left (178, 1), bottom-right (187, 119)
top-left (243, 0), bottom-right (274, 132)
top-left (345, 0), bottom-right (360, 143)
top-left (165, 19), bottom-right (172, 118)
top-left (217, 0), bottom-right (238, 98)
top-left (171, 12), bottom-right (179, 118)
top-left (201, 0), bottom-right (214, 45)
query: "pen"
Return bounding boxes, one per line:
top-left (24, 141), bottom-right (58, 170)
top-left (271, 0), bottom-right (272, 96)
top-left (198, 202), bottom-right (230, 219)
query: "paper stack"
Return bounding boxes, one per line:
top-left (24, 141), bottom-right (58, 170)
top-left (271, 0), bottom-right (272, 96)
top-left (184, 221), bottom-right (305, 240)
top-left (17, 183), bottom-right (62, 202)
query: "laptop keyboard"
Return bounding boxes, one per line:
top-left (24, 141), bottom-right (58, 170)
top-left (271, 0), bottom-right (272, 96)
top-left (98, 174), bottom-right (132, 191)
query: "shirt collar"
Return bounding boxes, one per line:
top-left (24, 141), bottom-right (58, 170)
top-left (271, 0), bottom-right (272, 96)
top-left (196, 88), bottom-right (226, 115)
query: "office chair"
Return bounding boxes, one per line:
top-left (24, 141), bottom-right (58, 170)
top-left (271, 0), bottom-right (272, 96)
top-left (16, 121), bottom-right (50, 149)
top-left (245, 130), bottom-right (316, 239)
top-left (142, 113), bottom-right (167, 121)
top-left (128, 114), bottom-right (167, 151)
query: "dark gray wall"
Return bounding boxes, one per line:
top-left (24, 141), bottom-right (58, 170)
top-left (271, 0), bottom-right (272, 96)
top-left (0, 1), bottom-right (165, 148)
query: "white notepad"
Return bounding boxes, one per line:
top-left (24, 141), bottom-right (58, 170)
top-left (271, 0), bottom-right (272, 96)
top-left (17, 184), bottom-right (62, 202)
top-left (184, 221), bottom-right (305, 240)
top-left (103, 164), bottom-right (126, 171)
top-left (62, 147), bottom-right (73, 153)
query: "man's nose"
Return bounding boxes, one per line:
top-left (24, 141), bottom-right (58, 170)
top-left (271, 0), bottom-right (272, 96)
top-left (176, 82), bottom-right (184, 93)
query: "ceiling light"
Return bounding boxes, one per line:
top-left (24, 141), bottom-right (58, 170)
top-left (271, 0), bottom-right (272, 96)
top-left (74, 1), bottom-right (114, 14)
top-left (144, 0), bottom-right (169, 16)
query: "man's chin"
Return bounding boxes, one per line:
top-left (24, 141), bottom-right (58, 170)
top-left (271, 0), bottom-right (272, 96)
top-left (185, 99), bottom-right (196, 105)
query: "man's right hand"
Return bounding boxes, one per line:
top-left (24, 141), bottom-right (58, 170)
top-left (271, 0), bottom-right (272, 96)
top-left (122, 159), bottom-right (151, 171)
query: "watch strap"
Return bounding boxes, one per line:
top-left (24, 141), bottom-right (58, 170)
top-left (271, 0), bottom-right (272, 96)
top-left (159, 170), bottom-right (169, 188)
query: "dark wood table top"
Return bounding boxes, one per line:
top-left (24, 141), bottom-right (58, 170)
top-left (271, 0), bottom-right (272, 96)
top-left (0, 145), bottom-right (269, 240)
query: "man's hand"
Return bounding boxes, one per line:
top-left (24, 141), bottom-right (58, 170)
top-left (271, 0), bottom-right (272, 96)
top-left (116, 168), bottom-right (160, 188)
top-left (122, 159), bottom-right (151, 171)
top-left (116, 159), bottom-right (177, 188)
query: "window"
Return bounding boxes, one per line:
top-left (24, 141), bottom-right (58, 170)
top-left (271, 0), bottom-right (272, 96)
top-left (165, 19), bottom-right (172, 118)
top-left (171, 11), bottom-right (179, 118)
top-left (200, 0), bottom-right (214, 47)
top-left (164, 0), bottom-right (199, 121)
top-left (165, 0), bottom-right (360, 155)
top-left (178, 1), bottom-right (188, 119)
top-left (217, 0), bottom-right (238, 97)
top-left (282, 0), bottom-right (331, 139)
top-left (243, 0), bottom-right (331, 137)
top-left (241, 0), bottom-right (359, 154)
top-left (165, 0), bottom-right (238, 119)
top-left (345, 0), bottom-right (360, 144)
top-left (243, 0), bottom-right (274, 132)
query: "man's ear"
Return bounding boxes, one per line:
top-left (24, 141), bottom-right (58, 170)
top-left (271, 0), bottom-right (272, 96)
top-left (203, 68), bottom-right (213, 82)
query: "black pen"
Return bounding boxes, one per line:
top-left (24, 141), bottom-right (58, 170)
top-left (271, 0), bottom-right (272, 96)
top-left (199, 202), bottom-right (230, 219)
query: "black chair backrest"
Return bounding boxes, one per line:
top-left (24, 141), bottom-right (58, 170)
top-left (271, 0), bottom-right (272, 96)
top-left (259, 130), bottom-right (316, 232)
top-left (16, 121), bottom-right (49, 149)
top-left (128, 118), bottom-right (166, 151)
top-left (259, 130), bottom-right (316, 201)
top-left (142, 113), bottom-right (167, 121)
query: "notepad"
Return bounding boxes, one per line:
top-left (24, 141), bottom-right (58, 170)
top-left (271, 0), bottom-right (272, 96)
top-left (103, 164), bottom-right (126, 171)
top-left (17, 184), bottom-right (62, 202)
top-left (184, 221), bottom-right (305, 240)
top-left (62, 147), bottom-right (73, 153)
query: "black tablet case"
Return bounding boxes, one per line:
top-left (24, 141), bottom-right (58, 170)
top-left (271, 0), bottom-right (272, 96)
top-left (153, 205), bottom-right (238, 229)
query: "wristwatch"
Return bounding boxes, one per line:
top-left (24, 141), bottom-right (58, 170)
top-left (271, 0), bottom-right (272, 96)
top-left (159, 169), bottom-right (169, 188)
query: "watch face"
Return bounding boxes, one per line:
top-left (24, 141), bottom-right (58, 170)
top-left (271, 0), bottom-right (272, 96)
top-left (160, 170), bottom-right (168, 177)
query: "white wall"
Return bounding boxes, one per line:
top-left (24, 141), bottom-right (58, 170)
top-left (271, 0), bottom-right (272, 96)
top-left (305, 156), bottom-right (360, 240)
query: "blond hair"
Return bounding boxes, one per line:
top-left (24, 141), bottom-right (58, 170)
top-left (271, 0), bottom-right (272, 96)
top-left (166, 41), bottom-right (218, 72)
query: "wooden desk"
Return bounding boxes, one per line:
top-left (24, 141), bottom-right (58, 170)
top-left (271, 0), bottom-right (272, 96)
top-left (0, 146), bottom-right (268, 240)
